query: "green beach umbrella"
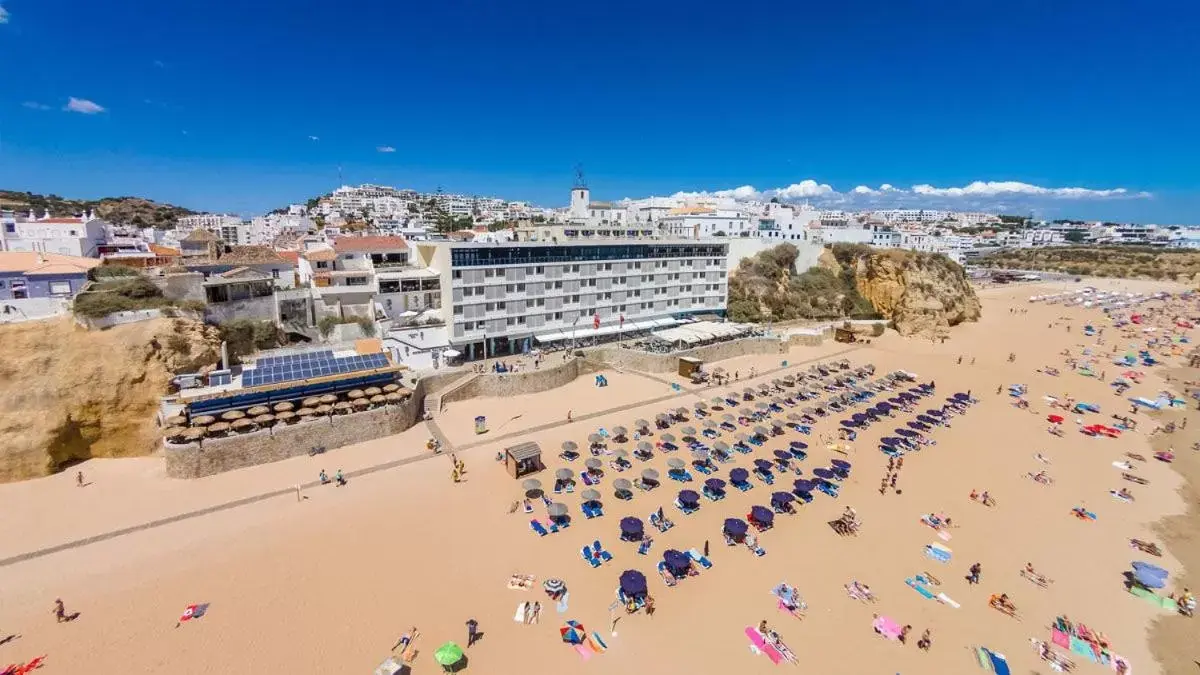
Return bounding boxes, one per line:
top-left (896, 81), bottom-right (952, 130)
top-left (434, 642), bottom-right (464, 667)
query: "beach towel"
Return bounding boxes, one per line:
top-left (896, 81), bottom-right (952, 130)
top-left (556, 592), bottom-right (570, 614)
top-left (1110, 490), bottom-right (1132, 503)
top-left (574, 644), bottom-right (594, 661)
top-left (936, 592), bottom-right (960, 608)
top-left (514, 602), bottom-right (528, 622)
top-left (986, 649), bottom-right (1011, 675)
top-left (590, 632), bottom-right (608, 651)
top-left (744, 627), bottom-right (784, 664)
top-left (1129, 585), bottom-right (1178, 611)
top-left (906, 577), bottom-right (936, 599)
top-left (975, 647), bottom-right (994, 671)
top-left (1051, 628), bottom-right (1070, 649)
top-left (1069, 636), bottom-right (1098, 662)
top-left (872, 615), bottom-right (902, 640)
top-left (924, 543), bottom-right (952, 563)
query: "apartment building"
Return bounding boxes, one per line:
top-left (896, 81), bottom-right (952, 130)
top-left (1, 211), bottom-right (108, 257)
top-left (176, 213), bottom-right (244, 234)
top-left (422, 240), bottom-right (729, 359)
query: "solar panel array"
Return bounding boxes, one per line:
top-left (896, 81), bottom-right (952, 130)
top-left (243, 352), bottom-right (389, 387)
top-left (209, 371), bottom-right (232, 387)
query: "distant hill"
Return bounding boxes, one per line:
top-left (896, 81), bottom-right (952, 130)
top-left (0, 190), bottom-right (199, 229)
top-left (976, 246), bottom-right (1200, 283)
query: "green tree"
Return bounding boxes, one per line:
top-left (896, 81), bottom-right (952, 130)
top-left (1064, 230), bottom-right (1086, 243)
top-left (218, 319), bottom-right (280, 363)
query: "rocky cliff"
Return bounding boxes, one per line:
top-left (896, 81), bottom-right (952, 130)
top-left (0, 318), bottom-right (221, 482)
top-left (850, 249), bottom-right (982, 336)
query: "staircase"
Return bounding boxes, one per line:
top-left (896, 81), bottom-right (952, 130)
top-left (422, 372), bottom-right (478, 417)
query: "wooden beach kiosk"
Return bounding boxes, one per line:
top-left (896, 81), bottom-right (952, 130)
top-left (505, 441), bottom-right (544, 479)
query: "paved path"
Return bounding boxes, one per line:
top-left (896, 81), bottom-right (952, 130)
top-left (0, 346), bottom-right (858, 569)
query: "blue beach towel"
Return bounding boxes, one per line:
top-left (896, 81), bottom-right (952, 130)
top-left (984, 649), bottom-right (1010, 675)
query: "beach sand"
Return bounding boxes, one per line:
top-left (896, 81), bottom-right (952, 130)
top-left (1, 278), bottom-right (1196, 674)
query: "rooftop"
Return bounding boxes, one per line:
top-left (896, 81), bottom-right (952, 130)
top-left (182, 229), bottom-right (219, 243)
top-left (333, 236), bottom-right (409, 252)
top-left (185, 245), bottom-right (292, 266)
top-left (0, 251), bottom-right (101, 275)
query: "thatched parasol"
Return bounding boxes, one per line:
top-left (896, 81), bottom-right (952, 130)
top-left (353, 398), bottom-right (370, 407)
top-left (348, 389), bottom-right (366, 399)
top-left (182, 428), bottom-right (206, 442)
top-left (370, 394), bottom-right (387, 404)
top-left (314, 404), bottom-right (333, 415)
top-left (319, 394), bottom-right (337, 404)
top-left (302, 397), bottom-right (321, 409)
top-left (247, 405), bottom-right (271, 417)
top-left (364, 387), bottom-right (383, 397)
top-left (383, 383), bottom-right (400, 393)
top-left (207, 422), bottom-right (231, 435)
top-left (232, 418), bottom-right (254, 431)
top-left (191, 415), bottom-right (216, 426)
top-left (221, 410), bottom-right (246, 421)
top-left (163, 426), bottom-right (187, 439)
top-left (334, 401), bottom-right (353, 412)
top-left (252, 414), bottom-right (275, 424)
top-left (165, 415), bottom-right (187, 426)
top-left (393, 387), bottom-right (412, 398)
top-left (273, 402), bottom-right (295, 413)
top-left (275, 411), bottom-right (296, 422)
top-left (384, 393), bottom-right (402, 403)
top-left (296, 407), bottom-right (317, 417)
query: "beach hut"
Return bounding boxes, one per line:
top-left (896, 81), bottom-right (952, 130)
top-left (678, 356), bottom-right (703, 379)
top-left (505, 442), bottom-right (543, 478)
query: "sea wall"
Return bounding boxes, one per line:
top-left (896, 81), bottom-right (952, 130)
top-left (164, 383), bottom-right (426, 478)
top-left (588, 336), bottom-right (787, 374)
top-left (442, 357), bottom-right (602, 404)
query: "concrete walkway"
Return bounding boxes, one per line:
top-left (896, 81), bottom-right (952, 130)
top-left (0, 346), bottom-right (859, 568)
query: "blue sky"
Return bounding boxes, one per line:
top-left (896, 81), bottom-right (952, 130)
top-left (2, 0), bottom-right (1198, 222)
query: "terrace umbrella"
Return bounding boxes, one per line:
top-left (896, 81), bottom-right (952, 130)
top-left (318, 394), bottom-right (337, 405)
top-left (275, 411), bottom-right (296, 422)
top-left (793, 479), bottom-right (814, 493)
top-left (787, 413), bottom-right (803, 422)
top-left (773, 450), bottom-right (792, 461)
top-left (1048, 414), bottom-right (1064, 424)
top-left (789, 440), bottom-right (808, 450)
top-left (713, 441), bottom-right (730, 453)
top-left (232, 418), bottom-right (254, 431)
top-left (896, 428), bottom-right (918, 438)
top-left (163, 426), bottom-right (187, 438)
top-left (296, 407), bottom-right (317, 417)
top-left (642, 468), bottom-right (660, 482)
top-left (588, 433), bottom-right (604, 444)
top-left (619, 570), bottom-right (648, 597)
top-left (613, 449), bottom-right (630, 460)
top-left (692, 447), bottom-right (711, 461)
top-left (730, 468), bottom-right (749, 483)
top-left (547, 503), bottom-right (568, 518)
top-left (754, 459), bottom-right (773, 472)
top-left (543, 578), bottom-right (566, 594)
top-left (710, 397), bottom-right (725, 406)
top-left (555, 468), bottom-right (575, 481)
top-left (660, 433), bottom-right (676, 443)
top-left (612, 426), bottom-right (628, 438)
top-left (585, 458), bottom-right (602, 471)
top-left (877, 402), bottom-right (893, 411)
top-left (917, 415), bottom-right (937, 425)
top-left (758, 385), bottom-right (771, 393)
top-left (634, 418), bottom-right (650, 430)
top-left (840, 420), bottom-right (857, 428)
top-left (750, 506), bottom-right (774, 525)
top-left (705, 478), bottom-right (727, 491)
top-left (771, 491), bottom-right (795, 506)
top-left (714, 367), bottom-right (726, 375)
top-left (220, 410), bottom-right (245, 421)
top-left (830, 459), bottom-right (852, 470)
top-left (753, 425), bottom-right (769, 436)
top-left (663, 549), bottom-right (691, 573)
top-left (246, 406), bottom-right (271, 417)
top-left (637, 441), bottom-right (653, 453)
top-left (580, 489), bottom-right (602, 503)
top-left (206, 422), bottom-right (231, 435)
top-left (908, 421), bottom-right (929, 431)
top-left (347, 389), bottom-right (365, 399)
top-left (434, 642), bottom-right (464, 668)
top-left (364, 386), bottom-right (383, 397)
top-left (681, 426), bottom-right (697, 437)
top-left (383, 384), bottom-right (400, 393)
top-left (667, 458), bottom-right (685, 470)
top-left (735, 433), bottom-right (751, 444)
top-left (852, 413), bottom-right (868, 423)
top-left (954, 392), bottom-right (971, 401)
top-left (802, 407), bottom-right (816, 415)
top-left (1131, 561), bottom-right (1169, 589)
top-left (739, 408), bottom-right (754, 417)
top-left (315, 404), bottom-right (333, 415)
top-left (678, 490), bottom-right (700, 507)
top-left (522, 479), bottom-right (542, 492)
top-left (743, 388), bottom-right (755, 397)
top-left (370, 395), bottom-right (387, 404)
top-left (165, 415), bottom-right (187, 427)
top-left (620, 517), bottom-right (644, 536)
top-left (722, 414), bottom-right (736, 423)
top-left (675, 407), bottom-right (688, 417)
top-left (695, 402), bottom-right (708, 411)
top-left (813, 468), bottom-right (836, 480)
top-left (252, 414), bottom-right (275, 424)
top-left (191, 415), bottom-right (216, 426)
top-left (926, 409), bottom-right (945, 417)
top-left (656, 413), bottom-right (671, 424)
top-left (773, 379), bottom-right (784, 388)
top-left (613, 478), bottom-right (633, 493)
top-left (703, 419), bottom-right (719, 430)
top-left (334, 401), bottom-right (353, 412)
top-left (562, 440), bottom-right (579, 453)
top-left (384, 393), bottom-right (403, 403)
top-left (756, 402), bottom-right (770, 411)
top-left (182, 427), bottom-right (206, 442)
top-left (724, 518), bottom-right (749, 537)
top-left (888, 397), bottom-right (904, 405)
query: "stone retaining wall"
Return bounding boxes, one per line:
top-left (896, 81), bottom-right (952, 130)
top-left (441, 358), bottom-right (601, 404)
top-left (164, 381), bottom-right (426, 478)
top-left (588, 336), bottom-right (787, 373)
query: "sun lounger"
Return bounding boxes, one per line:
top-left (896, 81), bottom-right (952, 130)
top-left (637, 538), bottom-right (653, 555)
top-left (693, 463), bottom-right (713, 475)
top-left (936, 592), bottom-right (959, 608)
top-left (581, 546), bottom-right (601, 568)
top-left (648, 512), bottom-right (674, 532)
top-left (581, 473), bottom-right (598, 486)
top-left (746, 538), bottom-right (767, 556)
top-left (754, 469), bottom-right (775, 485)
top-left (674, 498), bottom-right (699, 515)
top-left (816, 481), bottom-right (838, 498)
top-left (531, 520), bottom-right (550, 536)
top-left (668, 470), bottom-right (693, 482)
top-left (687, 548), bottom-right (713, 569)
top-left (732, 479), bottom-right (753, 492)
top-left (592, 540), bottom-right (613, 563)
top-left (656, 561), bottom-right (677, 587)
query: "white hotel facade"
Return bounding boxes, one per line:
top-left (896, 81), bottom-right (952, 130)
top-left (422, 240), bottom-right (730, 359)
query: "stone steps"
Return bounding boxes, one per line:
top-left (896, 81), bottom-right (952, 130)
top-left (423, 372), bottom-right (478, 417)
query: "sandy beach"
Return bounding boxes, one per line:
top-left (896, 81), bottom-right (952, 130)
top-left (2, 278), bottom-right (1197, 675)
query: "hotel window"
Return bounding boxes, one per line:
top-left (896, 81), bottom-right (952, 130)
top-left (454, 305), bottom-right (464, 315)
top-left (49, 281), bottom-right (73, 295)
top-left (554, 312), bottom-right (563, 320)
top-left (553, 281), bottom-right (563, 289)
top-left (453, 270), bottom-right (462, 279)
top-left (535, 266), bottom-right (544, 274)
top-left (486, 303), bottom-right (495, 311)
top-left (497, 302), bottom-right (506, 310)
top-left (586, 279), bottom-right (596, 287)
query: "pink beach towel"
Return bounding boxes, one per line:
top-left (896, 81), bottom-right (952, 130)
top-left (872, 615), bottom-right (903, 640)
top-left (745, 627), bottom-right (784, 664)
top-left (574, 644), bottom-right (594, 661)
top-left (1051, 628), bottom-right (1070, 649)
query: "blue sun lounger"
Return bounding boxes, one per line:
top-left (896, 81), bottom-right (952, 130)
top-left (581, 545), bottom-right (601, 568)
top-left (732, 478), bottom-right (753, 492)
top-left (816, 482), bottom-right (839, 498)
top-left (637, 538), bottom-right (653, 555)
top-left (687, 548), bottom-right (713, 569)
top-left (592, 540), bottom-right (614, 563)
top-left (674, 498), bottom-right (699, 515)
top-left (668, 469), bottom-right (694, 483)
top-left (754, 469), bottom-right (775, 485)
top-left (531, 520), bottom-right (550, 536)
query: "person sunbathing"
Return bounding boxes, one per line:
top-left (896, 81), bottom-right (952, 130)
top-left (1117, 487), bottom-right (1134, 501)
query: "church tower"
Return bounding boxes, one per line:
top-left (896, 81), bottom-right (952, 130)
top-left (569, 166), bottom-right (589, 219)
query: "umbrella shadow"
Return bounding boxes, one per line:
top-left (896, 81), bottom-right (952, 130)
top-left (443, 655), bottom-right (470, 673)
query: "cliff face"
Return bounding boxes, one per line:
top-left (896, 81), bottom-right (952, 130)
top-left (0, 318), bottom-right (221, 482)
top-left (853, 250), bottom-right (982, 336)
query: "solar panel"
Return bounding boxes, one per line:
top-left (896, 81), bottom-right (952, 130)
top-left (243, 351), bottom-right (389, 387)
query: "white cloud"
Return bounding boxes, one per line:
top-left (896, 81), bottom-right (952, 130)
top-left (22, 101), bottom-right (51, 110)
top-left (910, 180), bottom-right (1143, 199)
top-left (64, 97), bottom-right (106, 114)
top-left (772, 180), bottom-right (836, 199)
top-left (308, 135), bottom-right (320, 142)
top-left (879, 184), bottom-right (900, 192)
top-left (0, 5), bottom-right (9, 23)
top-left (852, 185), bottom-right (877, 195)
top-left (376, 146), bottom-right (396, 153)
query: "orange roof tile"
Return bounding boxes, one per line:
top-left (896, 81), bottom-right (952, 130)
top-left (0, 251), bottom-right (101, 275)
top-left (333, 235), bottom-right (408, 252)
top-left (148, 244), bottom-right (181, 256)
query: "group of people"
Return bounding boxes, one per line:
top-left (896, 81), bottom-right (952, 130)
top-left (878, 455), bottom-right (905, 495)
top-left (451, 454), bottom-right (466, 482)
top-left (318, 469), bottom-right (347, 487)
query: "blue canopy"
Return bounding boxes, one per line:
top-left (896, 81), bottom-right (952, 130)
top-left (908, 421), bottom-right (929, 431)
top-left (926, 408), bottom-right (945, 417)
top-left (619, 569), bottom-right (647, 596)
top-left (750, 505), bottom-right (775, 525)
top-left (1131, 561), bottom-right (1168, 589)
top-left (789, 441), bottom-right (808, 450)
top-left (880, 436), bottom-right (902, 447)
top-left (888, 397), bottom-right (905, 404)
top-left (792, 479), bottom-right (814, 493)
top-left (771, 491), bottom-right (795, 505)
top-left (664, 549), bottom-right (691, 572)
top-left (840, 420), bottom-right (857, 428)
top-left (730, 467), bottom-right (750, 482)
top-left (813, 467), bottom-right (836, 479)
top-left (830, 459), bottom-right (851, 470)
top-left (917, 415), bottom-right (937, 425)
top-left (852, 413), bottom-right (869, 422)
top-left (773, 449), bottom-right (792, 461)
top-left (704, 478), bottom-right (726, 491)
top-left (953, 392), bottom-right (970, 400)
top-left (754, 459), bottom-right (774, 471)
top-left (678, 490), bottom-right (700, 506)
top-left (896, 428), bottom-right (918, 438)
top-left (620, 517), bottom-right (644, 534)
top-left (723, 518), bottom-right (748, 536)
top-left (876, 402), bottom-right (893, 411)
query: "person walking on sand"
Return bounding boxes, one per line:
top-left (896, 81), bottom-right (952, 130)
top-left (466, 618), bottom-right (479, 647)
top-left (567, 410), bottom-right (573, 423)
top-left (53, 598), bottom-right (68, 623)
top-left (76, 470), bottom-right (84, 488)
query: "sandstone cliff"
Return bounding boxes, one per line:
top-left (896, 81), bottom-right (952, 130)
top-left (852, 249), bottom-right (982, 336)
top-left (0, 318), bottom-right (221, 482)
